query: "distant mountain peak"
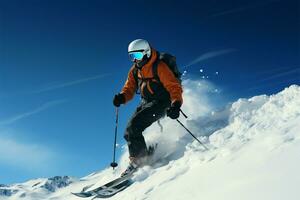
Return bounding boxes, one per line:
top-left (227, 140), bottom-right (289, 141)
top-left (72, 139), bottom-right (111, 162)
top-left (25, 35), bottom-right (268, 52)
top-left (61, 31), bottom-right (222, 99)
top-left (41, 176), bottom-right (74, 192)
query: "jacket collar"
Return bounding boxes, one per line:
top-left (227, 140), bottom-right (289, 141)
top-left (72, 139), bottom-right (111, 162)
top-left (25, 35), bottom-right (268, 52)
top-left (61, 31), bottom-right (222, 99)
top-left (144, 48), bottom-right (157, 68)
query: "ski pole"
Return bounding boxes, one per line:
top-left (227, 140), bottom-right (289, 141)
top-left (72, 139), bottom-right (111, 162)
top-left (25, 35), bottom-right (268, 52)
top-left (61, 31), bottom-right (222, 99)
top-left (176, 119), bottom-right (209, 150)
top-left (110, 107), bottom-right (119, 169)
top-left (180, 109), bottom-right (188, 119)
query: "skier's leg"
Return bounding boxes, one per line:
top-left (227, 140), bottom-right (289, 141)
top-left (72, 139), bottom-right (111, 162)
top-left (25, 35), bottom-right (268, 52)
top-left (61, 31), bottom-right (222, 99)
top-left (124, 100), bottom-right (169, 158)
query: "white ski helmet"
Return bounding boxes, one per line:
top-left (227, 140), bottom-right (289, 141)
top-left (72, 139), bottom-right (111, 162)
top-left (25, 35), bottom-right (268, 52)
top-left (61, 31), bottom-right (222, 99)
top-left (128, 39), bottom-right (151, 61)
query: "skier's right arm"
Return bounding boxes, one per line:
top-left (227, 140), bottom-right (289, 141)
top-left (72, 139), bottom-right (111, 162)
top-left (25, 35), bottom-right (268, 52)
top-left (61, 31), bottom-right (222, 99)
top-left (120, 67), bottom-right (137, 103)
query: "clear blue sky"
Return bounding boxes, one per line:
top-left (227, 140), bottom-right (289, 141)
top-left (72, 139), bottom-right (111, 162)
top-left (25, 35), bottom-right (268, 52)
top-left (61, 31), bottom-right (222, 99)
top-left (0, 0), bottom-right (299, 184)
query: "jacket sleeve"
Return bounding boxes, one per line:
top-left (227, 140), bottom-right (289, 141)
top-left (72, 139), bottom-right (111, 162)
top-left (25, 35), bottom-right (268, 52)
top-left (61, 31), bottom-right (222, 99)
top-left (121, 67), bottom-right (137, 103)
top-left (157, 62), bottom-right (183, 105)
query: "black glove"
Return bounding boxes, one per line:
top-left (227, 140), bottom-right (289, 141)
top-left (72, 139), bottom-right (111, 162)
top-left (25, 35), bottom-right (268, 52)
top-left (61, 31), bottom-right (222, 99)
top-left (113, 93), bottom-right (125, 107)
top-left (167, 101), bottom-right (181, 119)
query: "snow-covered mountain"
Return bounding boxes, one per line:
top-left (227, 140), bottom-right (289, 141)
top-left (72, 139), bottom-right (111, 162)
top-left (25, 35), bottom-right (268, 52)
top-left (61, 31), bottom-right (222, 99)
top-left (0, 176), bottom-right (76, 199)
top-left (1, 83), bottom-right (299, 200)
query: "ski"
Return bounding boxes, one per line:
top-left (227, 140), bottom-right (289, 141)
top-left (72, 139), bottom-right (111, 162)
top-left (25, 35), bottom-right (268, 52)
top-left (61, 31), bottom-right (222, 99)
top-left (91, 179), bottom-right (134, 199)
top-left (72, 171), bottom-right (135, 198)
top-left (72, 144), bottom-right (158, 198)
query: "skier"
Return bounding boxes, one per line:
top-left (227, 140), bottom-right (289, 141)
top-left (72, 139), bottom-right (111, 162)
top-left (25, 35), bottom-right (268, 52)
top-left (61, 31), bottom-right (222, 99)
top-left (113, 39), bottom-right (183, 176)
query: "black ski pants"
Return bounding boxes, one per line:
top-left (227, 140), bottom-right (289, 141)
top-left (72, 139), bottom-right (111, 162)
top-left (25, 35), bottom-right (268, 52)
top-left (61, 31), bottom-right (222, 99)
top-left (124, 99), bottom-right (170, 158)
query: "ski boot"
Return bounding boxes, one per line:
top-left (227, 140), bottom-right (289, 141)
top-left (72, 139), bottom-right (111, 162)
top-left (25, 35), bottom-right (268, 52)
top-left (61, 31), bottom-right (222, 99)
top-left (121, 144), bottom-right (158, 177)
top-left (120, 157), bottom-right (139, 177)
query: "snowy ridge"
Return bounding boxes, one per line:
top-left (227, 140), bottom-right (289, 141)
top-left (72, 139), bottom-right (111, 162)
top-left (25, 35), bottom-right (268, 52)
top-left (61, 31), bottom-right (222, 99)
top-left (0, 176), bottom-right (76, 200)
top-left (1, 83), bottom-right (299, 200)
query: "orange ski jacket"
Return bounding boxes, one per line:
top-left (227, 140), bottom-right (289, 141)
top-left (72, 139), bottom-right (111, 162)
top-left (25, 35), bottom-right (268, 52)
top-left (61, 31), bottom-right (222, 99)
top-left (121, 48), bottom-right (183, 105)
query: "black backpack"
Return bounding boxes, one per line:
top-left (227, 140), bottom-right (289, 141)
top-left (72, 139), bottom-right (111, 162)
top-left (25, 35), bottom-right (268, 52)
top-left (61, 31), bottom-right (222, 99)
top-left (133, 52), bottom-right (182, 94)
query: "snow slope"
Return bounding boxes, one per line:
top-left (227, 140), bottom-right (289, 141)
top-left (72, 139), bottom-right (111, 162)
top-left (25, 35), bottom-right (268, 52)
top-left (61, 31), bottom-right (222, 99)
top-left (1, 82), bottom-right (299, 200)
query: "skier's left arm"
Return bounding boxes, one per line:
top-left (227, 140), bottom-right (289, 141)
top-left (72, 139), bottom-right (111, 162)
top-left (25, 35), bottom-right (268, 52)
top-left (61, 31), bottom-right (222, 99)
top-left (157, 62), bottom-right (183, 105)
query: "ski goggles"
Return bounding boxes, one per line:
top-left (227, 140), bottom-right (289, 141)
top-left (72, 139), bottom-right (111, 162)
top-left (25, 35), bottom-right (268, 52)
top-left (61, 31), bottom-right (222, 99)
top-left (128, 51), bottom-right (145, 61)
